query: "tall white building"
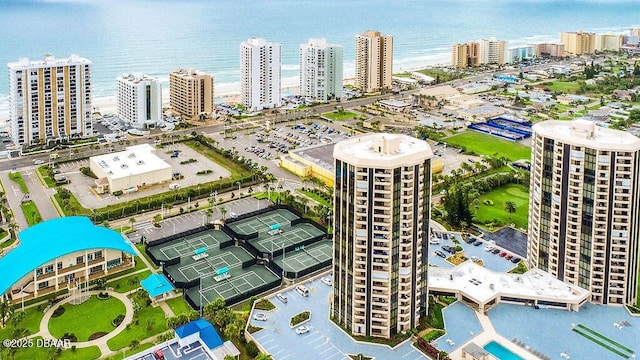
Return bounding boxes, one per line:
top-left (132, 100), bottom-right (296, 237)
top-left (332, 133), bottom-right (432, 338)
top-left (528, 120), bottom-right (640, 305)
top-left (8, 54), bottom-right (93, 145)
top-left (299, 38), bottom-right (343, 103)
top-left (355, 31), bottom-right (393, 93)
top-left (116, 73), bottom-right (162, 129)
top-left (479, 38), bottom-right (508, 65)
top-left (240, 38), bottom-right (281, 112)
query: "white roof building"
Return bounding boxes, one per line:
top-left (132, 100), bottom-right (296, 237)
top-left (117, 73), bottom-right (162, 129)
top-left (429, 261), bottom-right (590, 312)
top-left (89, 144), bottom-right (172, 194)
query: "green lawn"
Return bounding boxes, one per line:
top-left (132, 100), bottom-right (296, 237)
top-left (444, 131), bottom-right (531, 161)
top-left (54, 191), bottom-right (92, 216)
top-left (135, 244), bottom-right (159, 270)
top-left (323, 111), bottom-right (358, 121)
top-left (106, 297), bottom-right (168, 351)
top-left (48, 295), bottom-right (125, 342)
top-left (0, 307), bottom-right (45, 340)
top-left (57, 346), bottom-right (101, 360)
top-left (37, 166), bottom-right (57, 188)
top-left (103, 342), bottom-right (154, 360)
top-left (299, 189), bottom-right (332, 207)
top-left (166, 297), bottom-right (192, 316)
top-left (474, 184), bottom-right (529, 229)
top-left (107, 270), bottom-right (152, 293)
top-left (21, 200), bottom-right (42, 226)
top-left (542, 80), bottom-right (582, 93)
top-left (8, 171), bottom-right (28, 193)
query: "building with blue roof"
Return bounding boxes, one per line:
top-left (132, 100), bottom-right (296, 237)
top-left (140, 273), bottom-right (174, 303)
top-left (0, 216), bottom-right (136, 303)
top-left (174, 319), bottom-right (240, 359)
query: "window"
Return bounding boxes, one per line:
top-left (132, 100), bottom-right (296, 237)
top-left (76, 255), bottom-right (84, 265)
top-left (45, 265), bottom-right (54, 274)
top-left (57, 262), bottom-right (62, 270)
top-left (38, 281), bottom-right (49, 290)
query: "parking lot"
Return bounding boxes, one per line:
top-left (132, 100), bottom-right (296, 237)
top-left (249, 273), bottom-right (426, 360)
top-left (426, 140), bottom-right (482, 176)
top-left (57, 142), bottom-right (231, 209)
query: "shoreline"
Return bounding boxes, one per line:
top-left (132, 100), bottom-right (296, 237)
top-left (0, 63), bottom-right (446, 119)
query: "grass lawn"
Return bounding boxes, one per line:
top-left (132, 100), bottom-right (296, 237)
top-left (103, 342), bottom-right (153, 360)
top-left (323, 111), bottom-right (358, 121)
top-left (474, 184), bottom-right (529, 229)
top-left (54, 191), bottom-right (92, 216)
top-left (422, 329), bottom-right (445, 342)
top-left (166, 297), bottom-right (192, 316)
top-left (106, 297), bottom-right (168, 351)
top-left (542, 80), bottom-right (581, 93)
top-left (8, 171), bottom-right (28, 193)
top-left (0, 307), bottom-right (45, 340)
top-left (426, 300), bottom-right (445, 329)
top-left (48, 295), bottom-right (125, 342)
top-left (21, 200), bottom-right (42, 226)
top-left (298, 189), bottom-right (332, 207)
top-left (58, 346), bottom-right (101, 360)
top-left (37, 166), bottom-right (57, 188)
top-left (135, 244), bottom-right (159, 270)
top-left (107, 270), bottom-right (152, 294)
top-left (444, 131), bottom-right (531, 161)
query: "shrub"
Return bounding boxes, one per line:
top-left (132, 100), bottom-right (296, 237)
top-left (196, 169), bottom-right (213, 175)
top-left (290, 311), bottom-right (311, 327)
top-left (113, 314), bottom-right (125, 327)
top-left (254, 299), bottom-right (275, 311)
top-left (246, 341), bottom-right (259, 357)
top-left (52, 306), bottom-right (65, 318)
top-left (483, 199), bottom-right (494, 206)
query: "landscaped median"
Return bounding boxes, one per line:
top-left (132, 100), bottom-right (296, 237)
top-left (289, 310), bottom-right (311, 327)
top-left (48, 295), bottom-right (126, 342)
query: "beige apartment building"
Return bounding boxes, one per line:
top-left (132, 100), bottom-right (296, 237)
top-left (560, 31), bottom-right (596, 55)
top-left (451, 42), bottom-right (480, 68)
top-left (534, 43), bottom-right (566, 58)
top-left (8, 54), bottom-right (93, 145)
top-left (332, 133), bottom-right (432, 338)
top-left (355, 31), bottom-right (393, 93)
top-left (528, 120), bottom-right (640, 305)
top-left (479, 38), bottom-right (507, 65)
top-left (595, 34), bottom-right (623, 52)
top-left (169, 68), bottom-right (215, 120)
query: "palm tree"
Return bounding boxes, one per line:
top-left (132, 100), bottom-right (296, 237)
top-left (255, 354), bottom-right (273, 360)
top-left (0, 297), bottom-right (13, 327)
top-left (504, 201), bottom-right (517, 214)
top-left (219, 207), bottom-right (228, 221)
top-left (205, 208), bottom-right (214, 223)
top-left (129, 217), bottom-right (136, 230)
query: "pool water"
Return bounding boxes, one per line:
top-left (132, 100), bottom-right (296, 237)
top-left (484, 341), bottom-right (524, 360)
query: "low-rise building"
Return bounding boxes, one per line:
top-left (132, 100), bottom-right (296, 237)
top-left (0, 217), bottom-right (136, 303)
top-left (89, 143), bottom-right (172, 194)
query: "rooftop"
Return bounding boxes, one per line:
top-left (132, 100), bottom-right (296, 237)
top-left (291, 142), bottom-right (336, 172)
top-left (0, 217), bottom-right (136, 295)
top-left (8, 54), bottom-right (90, 69)
top-left (333, 133), bottom-right (432, 167)
top-left (140, 273), bottom-right (174, 298)
top-left (429, 261), bottom-right (590, 306)
top-left (533, 119), bottom-right (640, 151)
top-left (175, 319), bottom-right (223, 350)
top-left (117, 73), bottom-right (158, 84)
top-left (90, 144), bottom-right (171, 180)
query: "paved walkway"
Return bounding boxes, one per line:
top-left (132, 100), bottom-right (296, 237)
top-left (448, 310), bottom-right (543, 360)
top-left (31, 290), bottom-right (135, 358)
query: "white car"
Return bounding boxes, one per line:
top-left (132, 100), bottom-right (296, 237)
top-left (169, 183), bottom-right (180, 190)
top-left (34, 159), bottom-right (44, 165)
top-left (321, 277), bottom-right (333, 286)
top-left (295, 325), bottom-right (310, 335)
top-left (253, 313), bottom-right (267, 321)
top-left (484, 245), bottom-right (494, 252)
top-left (429, 237), bottom-right (440, 245)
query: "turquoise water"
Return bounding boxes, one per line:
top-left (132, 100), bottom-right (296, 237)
top-left (0, 0), bottom-right (639, 110)
top-left (484, 341), bottom-right (524, 360)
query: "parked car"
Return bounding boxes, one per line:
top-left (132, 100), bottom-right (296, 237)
top-left (34, 159), bottom-right (44, 165)
top-left (276, 293), bottom-right (288, 303)
top-left (484, 246), bottom-right (494, 252)
top-left (253, 313), bottom-right (267, 321)
top-left (511, 257), bottom-right (522, 264)
top-left (441, 245), bottom-right (454, 254)
top-left (435, 250), bottom-right (447, 258)
top-left (321, 277), bottom-right (333, 286)
top-left (491, 249), bottom-right (501, 254)
top-left (499, 251), bottom-right (507, 257)
top-left (169, 183), bottom-right (180, 190)
top-left (473, 240), bottom-right (483, 246)
top-left (505, 255), bottom-right (513, 260)
top-left (296, 325), bottom-right (310, 335)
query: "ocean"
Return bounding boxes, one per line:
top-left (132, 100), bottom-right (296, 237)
top-left (0, 0), bottom-right (639, 116)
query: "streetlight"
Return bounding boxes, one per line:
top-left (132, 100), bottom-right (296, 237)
top-left (236, 181), bottom-right (241, 192)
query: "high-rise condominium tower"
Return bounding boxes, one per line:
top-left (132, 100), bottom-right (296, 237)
top-left (560, 31), bottom-right (596, 55)
top-left (8, 54), bottom-right (92, 145)
top-left (479, 38), bottom-right (507, 65)
top-left (355, 31), bottom-right (393, 93)
top-left (240, 38), bottom-right (281, 112)
top-left (451, 42), bottom-right (480, 68)
top-left (332, 133), bottom-right (432, 338)
top-left (116, 73), bottom-right (162, 129)
top-left (528, 120), bottom-right (640, 305)
top-left (169, 68), bottom-right (215, 119)
top-left (299, 38), bottom-right (343, 103)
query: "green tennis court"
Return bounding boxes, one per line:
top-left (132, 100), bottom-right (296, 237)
top-left (148, 230), bottom-right (230, 261)
top-left (228, 208), bottom-right (300, 236)
top-left (275, 240), bottom-right (333, 273)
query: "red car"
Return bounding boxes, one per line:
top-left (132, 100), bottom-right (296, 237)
top-left (499, 251), bottom-right (507, 257)
top-left (505, 255), bottom-right (513, 260)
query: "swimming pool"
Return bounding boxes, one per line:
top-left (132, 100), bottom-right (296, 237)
top-left (484, 341), bottom-right (524, 360)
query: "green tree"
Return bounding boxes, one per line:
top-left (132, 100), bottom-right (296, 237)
top-left (442, 186), bottom-right (473, 228)
top-left (504, 201), bottom-right (517, 214)
top-left (0, 297), bottom-right (13, 327)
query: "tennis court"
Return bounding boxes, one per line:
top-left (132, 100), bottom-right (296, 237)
top-left (228, 208), bottom-right (300, 236)
top-left (187, 265), bottom-right (280, 308)
top-left (250, 223), bottom-right (324, 254)
top-left (165, 246), bottom-right (254, 283)
top-left (274, 240), bottom-right (333, 273)
top-left (148, 230), bottom-right (230, 262)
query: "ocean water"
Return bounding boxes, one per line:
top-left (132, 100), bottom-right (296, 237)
top-left (0, 0), bottom-right (639, 114)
